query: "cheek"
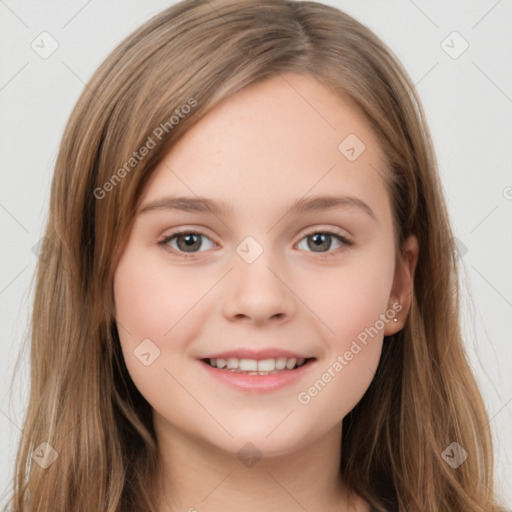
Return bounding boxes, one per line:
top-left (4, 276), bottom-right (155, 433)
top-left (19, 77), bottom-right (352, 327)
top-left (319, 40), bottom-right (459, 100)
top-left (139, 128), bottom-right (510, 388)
top-left (300, 249), bottom-right (395, 348)
top-left (112, 232), bottom-right (396, 440)
top-left (293, 250), bottom-right (395, 413)
top-left (112, 252), bottom-right (174, 389)
top-left (113, 249), bottom-right (197, 343)
top-left (112, 250), bottom-right (209, 408)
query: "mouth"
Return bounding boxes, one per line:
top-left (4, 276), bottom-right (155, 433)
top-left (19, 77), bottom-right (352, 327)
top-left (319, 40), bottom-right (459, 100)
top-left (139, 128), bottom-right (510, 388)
top-left (200, 356), bottom-right (317, 376)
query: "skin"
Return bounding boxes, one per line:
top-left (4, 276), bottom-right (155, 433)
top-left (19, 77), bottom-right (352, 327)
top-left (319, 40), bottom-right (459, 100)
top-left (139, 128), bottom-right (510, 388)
top-left (113, 72), bottom-right (418, 512)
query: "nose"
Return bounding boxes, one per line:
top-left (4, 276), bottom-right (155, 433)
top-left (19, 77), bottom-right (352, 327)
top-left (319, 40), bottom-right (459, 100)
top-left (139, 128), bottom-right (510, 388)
top-left (222, 252), bottom-right (296, 325)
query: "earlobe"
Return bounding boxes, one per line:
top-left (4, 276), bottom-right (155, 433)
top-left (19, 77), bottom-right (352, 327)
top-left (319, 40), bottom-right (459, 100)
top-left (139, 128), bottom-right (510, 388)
top-left (384, 234), bottom-right (419, 335)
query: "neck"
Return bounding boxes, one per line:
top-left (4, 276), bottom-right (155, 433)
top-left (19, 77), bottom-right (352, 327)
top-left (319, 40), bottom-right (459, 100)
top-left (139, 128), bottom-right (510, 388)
top-left (151, 415), bottom-right (368, 512)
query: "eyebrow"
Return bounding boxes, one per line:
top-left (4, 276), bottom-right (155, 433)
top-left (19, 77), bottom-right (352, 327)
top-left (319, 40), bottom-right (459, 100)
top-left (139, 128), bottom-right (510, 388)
top-left (137, 194), bottom-right (377, 222)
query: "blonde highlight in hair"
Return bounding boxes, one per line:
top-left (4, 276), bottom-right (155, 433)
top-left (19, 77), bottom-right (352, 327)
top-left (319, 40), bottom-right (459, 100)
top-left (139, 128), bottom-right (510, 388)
top-left (6, 0), bottom-right (505, 510)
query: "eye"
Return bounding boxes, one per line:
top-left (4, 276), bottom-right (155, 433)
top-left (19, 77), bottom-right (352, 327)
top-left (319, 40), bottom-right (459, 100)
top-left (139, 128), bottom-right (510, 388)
top-left (296, 230), bottom-right (352, 256)
top-left (157, 228), bottom-right (352, 259)
top-left (158, 231), bottom-right (216, 256)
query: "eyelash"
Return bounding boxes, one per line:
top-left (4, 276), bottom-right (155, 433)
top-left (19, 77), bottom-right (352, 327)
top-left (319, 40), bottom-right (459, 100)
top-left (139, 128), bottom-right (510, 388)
top-left (157, 228), bottom-right (353, 259)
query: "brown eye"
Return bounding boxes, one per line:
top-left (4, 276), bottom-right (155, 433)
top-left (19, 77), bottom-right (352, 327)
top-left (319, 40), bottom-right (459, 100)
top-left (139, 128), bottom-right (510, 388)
top-left (297, 231), bottom-right (352, 255)
top-left (307, 233), bottom-right (334, 252)
top-left (175, 233), bottom-right (202, 252)
top-left (159, 231), bottom-right (215, 255)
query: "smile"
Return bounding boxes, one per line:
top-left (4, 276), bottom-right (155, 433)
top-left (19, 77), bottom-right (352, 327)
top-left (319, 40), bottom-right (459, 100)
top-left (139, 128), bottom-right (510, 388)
top-left (203, 356), bottom-right (313, 375)
top-left (198, 356), bottom-right (317, 393)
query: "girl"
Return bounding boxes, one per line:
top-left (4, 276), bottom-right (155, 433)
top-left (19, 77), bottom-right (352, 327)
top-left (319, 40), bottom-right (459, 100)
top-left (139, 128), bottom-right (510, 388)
top-left (5, 0), bottom-right (507, 511)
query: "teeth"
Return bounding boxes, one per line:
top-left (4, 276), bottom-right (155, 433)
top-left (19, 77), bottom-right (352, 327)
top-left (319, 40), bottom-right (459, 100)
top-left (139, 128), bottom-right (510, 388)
top-left (207, 356), bottom-right (308, 373)
top-left (275, 357), bottom-right (287, 370)
top-left (286, 358), bottom-right (297, 369)
top-left (227, 358), bottom-right (238, 369)
top-left (257, 359), bottom-right (275, 372)
top-left (239, 359), bottom-right (258, 372)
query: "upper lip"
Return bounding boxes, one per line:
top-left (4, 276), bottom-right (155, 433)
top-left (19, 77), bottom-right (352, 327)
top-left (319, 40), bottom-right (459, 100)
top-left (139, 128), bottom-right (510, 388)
top-left (200, 348), bottom-right (314, 360)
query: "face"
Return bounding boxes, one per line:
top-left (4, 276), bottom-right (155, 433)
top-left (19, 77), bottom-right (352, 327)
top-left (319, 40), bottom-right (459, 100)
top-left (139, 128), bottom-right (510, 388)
top-left (113, 73), bottom-right (414, 458)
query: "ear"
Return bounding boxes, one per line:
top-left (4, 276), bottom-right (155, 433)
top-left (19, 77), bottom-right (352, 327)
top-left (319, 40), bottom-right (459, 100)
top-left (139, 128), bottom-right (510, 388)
top-left (384, 234), bottom-right (419, 335)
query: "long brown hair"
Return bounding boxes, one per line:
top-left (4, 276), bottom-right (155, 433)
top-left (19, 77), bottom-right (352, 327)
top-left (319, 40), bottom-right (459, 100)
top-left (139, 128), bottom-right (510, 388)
top-left (6, 0), bottom-right (506, 510)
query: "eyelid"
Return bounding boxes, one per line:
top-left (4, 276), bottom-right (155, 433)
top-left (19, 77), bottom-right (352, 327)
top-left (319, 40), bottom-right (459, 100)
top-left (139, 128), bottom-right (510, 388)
top-left (157, 228), bottom-right (217, 257)
top-left (296, 225), bottom-right (352, 242)
top-left (157, 225), bottom-right (354, 258)
top-left (294, 227), bottom-right (353, 258)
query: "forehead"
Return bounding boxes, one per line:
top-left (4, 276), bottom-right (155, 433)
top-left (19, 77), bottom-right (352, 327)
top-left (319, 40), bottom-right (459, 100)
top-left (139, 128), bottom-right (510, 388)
top-left (138, 73), bottom-right (391, 222)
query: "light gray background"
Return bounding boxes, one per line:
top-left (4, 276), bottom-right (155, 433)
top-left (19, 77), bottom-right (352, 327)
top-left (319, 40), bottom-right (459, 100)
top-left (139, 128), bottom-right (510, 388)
top-left (1, 0), bottom-right (511, 508)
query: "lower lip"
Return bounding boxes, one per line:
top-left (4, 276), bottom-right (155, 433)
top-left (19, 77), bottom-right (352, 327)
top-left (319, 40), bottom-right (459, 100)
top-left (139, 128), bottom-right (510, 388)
top-left (198, 359), bottom-right (316, 393)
